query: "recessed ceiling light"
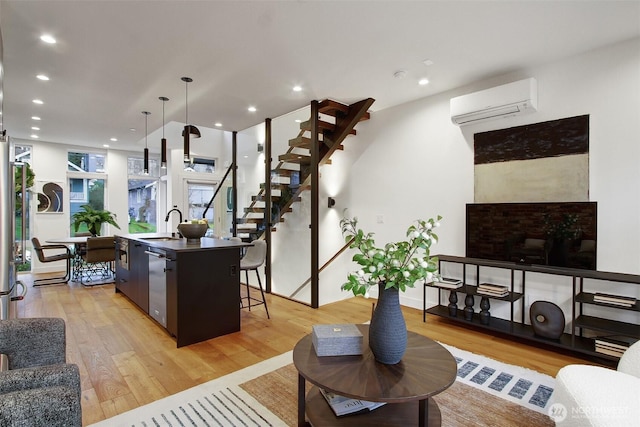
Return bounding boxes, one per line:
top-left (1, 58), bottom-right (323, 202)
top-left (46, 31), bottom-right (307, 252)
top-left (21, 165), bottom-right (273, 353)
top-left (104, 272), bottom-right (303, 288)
top-left (31, 116), bottom-right (41, 121)
top-left (423, 59), bottom-right (434, 66)
top-left (30, 134), bottom-right (39, 139)
top-left (418, 78), bottom-right (429, 86)
top-left (31, 126), bottom-right (40, 131)
top-left (40, 34), bottom-right (56, 44)
top-left (110, 137), bottom-right (118, 142)
top-left (293, 85), bottom-right (302, 92)
top-left (214, 122), bottom-right (222, 127)
top-left (248, 106), bottom-right (257, 112)
top-left (103, 144), bottom-right (110, 148)
top-left (243, 155), bottom-right (248, 159)
top-left (129, 128), bottom-right (136, 132)
top-left (32, 99), bottom-right (44, 105)
top-left (36, 74), bottom-right (50, 81)
top-left (295, 119), bottom-right (302, 123)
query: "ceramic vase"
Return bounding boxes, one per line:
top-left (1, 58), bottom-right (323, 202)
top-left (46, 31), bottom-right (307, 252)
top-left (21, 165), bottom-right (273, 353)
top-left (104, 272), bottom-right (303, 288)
top-left (369, 282), bottom-right (407, 364)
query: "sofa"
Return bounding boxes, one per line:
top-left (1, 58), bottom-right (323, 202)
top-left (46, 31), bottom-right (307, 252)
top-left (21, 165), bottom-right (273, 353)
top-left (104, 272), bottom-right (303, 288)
top-left (0, 318), bottom-right (82, 426)
top-left (552, 340), bottom-right (640, 426)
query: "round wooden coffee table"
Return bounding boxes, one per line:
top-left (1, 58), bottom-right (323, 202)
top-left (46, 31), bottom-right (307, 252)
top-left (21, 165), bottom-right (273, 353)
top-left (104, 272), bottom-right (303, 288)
top-left (293, 324), bottom-right (456, 427)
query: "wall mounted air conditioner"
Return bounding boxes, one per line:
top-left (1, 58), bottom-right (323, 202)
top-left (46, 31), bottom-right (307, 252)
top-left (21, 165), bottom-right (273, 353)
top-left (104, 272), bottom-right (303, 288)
top-left (450, 78), bottom-right (538, 126)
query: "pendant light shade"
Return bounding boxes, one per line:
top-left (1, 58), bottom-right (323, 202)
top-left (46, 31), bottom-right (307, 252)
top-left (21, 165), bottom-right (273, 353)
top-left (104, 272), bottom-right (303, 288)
top-left (181, 77), bottom-right (200, 163)
top-left (159, 96), bottom-right (169, 169)
top-left (142, 111), bottom-right (151, 175)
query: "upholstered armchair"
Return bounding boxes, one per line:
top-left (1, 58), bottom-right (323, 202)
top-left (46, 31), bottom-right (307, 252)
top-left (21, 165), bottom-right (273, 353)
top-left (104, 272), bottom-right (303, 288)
top-left (0, 318), bottom-right (81, 426)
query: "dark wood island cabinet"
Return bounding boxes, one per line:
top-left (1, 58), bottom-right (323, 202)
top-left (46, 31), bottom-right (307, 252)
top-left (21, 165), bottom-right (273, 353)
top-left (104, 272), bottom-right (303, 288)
top-left (115, 233), bottom-right (249, 347)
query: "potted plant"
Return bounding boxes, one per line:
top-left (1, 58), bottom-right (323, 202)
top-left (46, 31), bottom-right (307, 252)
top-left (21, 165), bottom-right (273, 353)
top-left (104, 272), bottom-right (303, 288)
top-left (71, 204), bottom-right (120, 236)
top-left (340, 215), bottom-right (441, 364)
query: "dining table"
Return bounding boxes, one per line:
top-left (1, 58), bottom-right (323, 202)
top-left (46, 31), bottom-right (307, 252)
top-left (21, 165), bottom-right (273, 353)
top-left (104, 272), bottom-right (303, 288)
top-left (46, 236), bottom-right (94, 281)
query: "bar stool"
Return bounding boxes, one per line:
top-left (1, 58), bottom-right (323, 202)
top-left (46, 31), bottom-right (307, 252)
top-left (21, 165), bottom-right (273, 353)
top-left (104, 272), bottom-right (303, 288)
top-left (240, 240), bottom-right (270, 318)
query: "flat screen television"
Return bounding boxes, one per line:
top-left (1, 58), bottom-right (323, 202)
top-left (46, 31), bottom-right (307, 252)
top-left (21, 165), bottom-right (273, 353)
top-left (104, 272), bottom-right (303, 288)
top-left (466, 202), bottom-right (597, 270)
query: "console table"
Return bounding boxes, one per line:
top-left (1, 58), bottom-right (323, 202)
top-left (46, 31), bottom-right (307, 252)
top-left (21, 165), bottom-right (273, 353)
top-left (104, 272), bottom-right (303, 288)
top-left (423, 255), bottom-right (640, 362)
top-left (293, 324), bottom-right (456, 427)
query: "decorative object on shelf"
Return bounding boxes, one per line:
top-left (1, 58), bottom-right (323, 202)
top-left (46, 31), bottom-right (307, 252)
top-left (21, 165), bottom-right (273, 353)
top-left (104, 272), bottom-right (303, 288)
top-left (142, 111), bottom-right (151, 175)
top-left (71, 204), bottom-right (120, 236)
top-left (448, 291), bottom-right (458, 317)
top-left (340, 215), bottom-right (442, 364)
top-left (159, 96), bottom-right (169, 169)
top-left (464, 293), bottom-right (475, 321)
top-left (530, 301), bottom-right (565, 340)
top-left (479, 297), bottom-right (491, 325)
top-left (181, 77), bottom-right (201, 164)
top-left (312, 324), bottom-right (363, 357)
top-left (177, 221), bottom-right (208, 243)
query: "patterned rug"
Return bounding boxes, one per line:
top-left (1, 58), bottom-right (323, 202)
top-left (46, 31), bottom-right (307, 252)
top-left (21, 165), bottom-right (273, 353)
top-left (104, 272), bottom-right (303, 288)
top-left (89, 345), bottom-right (555, 427)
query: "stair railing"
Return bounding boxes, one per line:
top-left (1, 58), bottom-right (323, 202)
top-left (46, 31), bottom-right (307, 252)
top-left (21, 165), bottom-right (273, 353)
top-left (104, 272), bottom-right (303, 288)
top-left (289, 237), bottom-right (354, 299)
top-left (202, 162), bottom-right (234, 219)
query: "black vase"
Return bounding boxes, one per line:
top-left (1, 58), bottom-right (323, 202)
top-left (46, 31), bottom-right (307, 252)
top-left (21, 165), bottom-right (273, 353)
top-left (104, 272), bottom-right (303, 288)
top-left (369, 282), bottom-right (407, 364)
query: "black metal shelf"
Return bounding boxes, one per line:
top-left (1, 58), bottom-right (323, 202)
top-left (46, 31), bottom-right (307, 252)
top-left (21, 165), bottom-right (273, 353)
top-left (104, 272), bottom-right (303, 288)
top-left (425, 305), bottom-right (617, 361)
top-left (575, 292), bottom-right (640, 312)
top-left (423, 255), bottom-right (640, 362)
top-left (575, 315), bottom-right (640, 338)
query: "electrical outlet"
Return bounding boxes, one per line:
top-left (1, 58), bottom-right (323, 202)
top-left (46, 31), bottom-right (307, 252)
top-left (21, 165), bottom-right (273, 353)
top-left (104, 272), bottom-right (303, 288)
top-left (376, 215), bottom-right (384, 224)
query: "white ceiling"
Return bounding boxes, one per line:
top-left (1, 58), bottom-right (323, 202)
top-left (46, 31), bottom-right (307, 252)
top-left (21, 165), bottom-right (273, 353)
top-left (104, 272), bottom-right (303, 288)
top-left (1, 0), bottom-right (639, 153)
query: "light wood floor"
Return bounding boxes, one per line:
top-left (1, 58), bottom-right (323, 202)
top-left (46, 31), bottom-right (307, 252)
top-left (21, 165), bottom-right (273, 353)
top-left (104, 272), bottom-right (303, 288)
top-left (17, 273), bottom-right (600, 426)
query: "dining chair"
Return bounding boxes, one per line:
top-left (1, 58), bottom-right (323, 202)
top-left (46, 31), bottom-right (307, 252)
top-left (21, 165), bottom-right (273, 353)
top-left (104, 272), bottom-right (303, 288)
top-left (80, 236), bottom-right (116, 286)
top-left (30, 237), bottom-right (72, 286)
top-left (240, 239), bottom-right (270, 318)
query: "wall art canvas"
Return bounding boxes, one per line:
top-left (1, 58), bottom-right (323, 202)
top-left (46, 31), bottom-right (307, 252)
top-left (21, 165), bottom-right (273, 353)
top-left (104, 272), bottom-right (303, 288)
top-left (474, 115), bottom-right (589, 202)
top-left (36, 181), bottom-right (64, 213)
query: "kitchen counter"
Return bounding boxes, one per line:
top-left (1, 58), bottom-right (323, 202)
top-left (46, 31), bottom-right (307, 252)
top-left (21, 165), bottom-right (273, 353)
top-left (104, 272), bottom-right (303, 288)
top-left (115, 233), bottom-right (249, 347)
top-left (118, 232), bottom-right (251, 252)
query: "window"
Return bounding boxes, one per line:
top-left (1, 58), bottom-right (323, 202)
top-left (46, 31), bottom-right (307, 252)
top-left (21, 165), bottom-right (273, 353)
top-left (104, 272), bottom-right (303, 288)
top-left (185, 182), bottom-right (215, 233)
top-left (68, 151), bottom-right (106, 173)
top-left (185, 157), bottom-right (216, 174)
top-left (69, 178), bottom-right (106, 236)
top-left (128, 156), bottom-right (160, 177)
top-left (127, 156), bottom-right (159, 233)
top-left (14, 145), bottom-right (33, 271)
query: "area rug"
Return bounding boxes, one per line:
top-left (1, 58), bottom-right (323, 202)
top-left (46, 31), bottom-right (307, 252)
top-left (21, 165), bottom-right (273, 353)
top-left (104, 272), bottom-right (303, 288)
top-left (90, 345), bottom-right (554, 427)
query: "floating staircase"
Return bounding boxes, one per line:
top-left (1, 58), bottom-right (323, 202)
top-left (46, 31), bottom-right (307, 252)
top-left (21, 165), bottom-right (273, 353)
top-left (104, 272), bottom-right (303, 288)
top-left (237, 98), bottom-right (374, 240)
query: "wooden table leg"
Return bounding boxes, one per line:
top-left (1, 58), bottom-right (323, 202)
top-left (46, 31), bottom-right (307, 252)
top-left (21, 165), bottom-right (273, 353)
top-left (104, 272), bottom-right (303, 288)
top-left (419, 398), bottom-right (427, 427)
top-left (298, 373), bottom-right (306, 426)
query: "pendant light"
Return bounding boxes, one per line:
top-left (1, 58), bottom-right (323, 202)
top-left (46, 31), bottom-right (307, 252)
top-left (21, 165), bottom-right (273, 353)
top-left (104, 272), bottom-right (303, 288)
top-left (142, 111), bottom-right (151, 175)
top-left (159, 96), bottom-right (169, 169)
top-left (181, 77), bottom-right (200, 164)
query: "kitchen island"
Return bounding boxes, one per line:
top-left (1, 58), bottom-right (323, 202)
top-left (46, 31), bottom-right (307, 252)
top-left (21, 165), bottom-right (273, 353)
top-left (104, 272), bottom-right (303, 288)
top-left (115, 233), bottom-right (250, 347)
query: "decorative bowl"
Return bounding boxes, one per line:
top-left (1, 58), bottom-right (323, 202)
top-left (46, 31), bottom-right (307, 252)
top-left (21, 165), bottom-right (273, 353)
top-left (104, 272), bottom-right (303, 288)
top-left (177, 223), bottom-right (208, 242)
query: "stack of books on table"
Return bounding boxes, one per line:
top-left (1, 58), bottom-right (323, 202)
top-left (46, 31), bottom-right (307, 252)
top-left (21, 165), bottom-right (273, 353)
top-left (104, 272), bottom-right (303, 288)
top-left (477, 283), bottom-right (509, 297)
top-left (593, 292), bottom-right (637, 308)
top-left (594, 336), bottom-right (638, 358)
top-left (320, 388), bottom-right (386, 417)
top-left (435, 277), bottom-right (463, 289)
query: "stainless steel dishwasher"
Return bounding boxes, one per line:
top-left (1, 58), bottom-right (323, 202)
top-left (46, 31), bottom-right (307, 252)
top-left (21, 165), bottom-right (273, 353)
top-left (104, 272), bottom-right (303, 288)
top-left (146, 247), bottom-right (167, 327)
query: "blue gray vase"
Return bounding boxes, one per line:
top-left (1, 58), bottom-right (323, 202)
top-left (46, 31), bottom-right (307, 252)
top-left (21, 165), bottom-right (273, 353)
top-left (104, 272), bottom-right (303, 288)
top-left (369, 282), bottom-right (407, 364)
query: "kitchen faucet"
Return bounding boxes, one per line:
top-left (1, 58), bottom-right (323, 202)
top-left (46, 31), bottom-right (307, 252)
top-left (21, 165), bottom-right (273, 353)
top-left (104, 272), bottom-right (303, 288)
top-left (165, 206), bottom-right (183, 223)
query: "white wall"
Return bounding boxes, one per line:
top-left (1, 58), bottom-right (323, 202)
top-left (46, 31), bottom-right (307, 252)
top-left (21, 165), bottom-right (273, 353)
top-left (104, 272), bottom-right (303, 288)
top-left (318, 37), bottom-right (640, 315)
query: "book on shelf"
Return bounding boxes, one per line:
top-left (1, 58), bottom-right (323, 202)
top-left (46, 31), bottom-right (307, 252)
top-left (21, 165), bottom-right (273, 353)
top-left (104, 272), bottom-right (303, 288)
top-left (593, 292), bottom-right (637, 307)
top-left (435, 278), bottom-right (463, 289)
top-left (594, 346), bottom-right (625, 358)
top-left (319, 388), bottom-right (386, 417)
top-left (595, 335), bottom-right (638, 350)
top-left (477, 284), bottom-right (509, 297)
top-left (478, 283), bottom-right (508, 291)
